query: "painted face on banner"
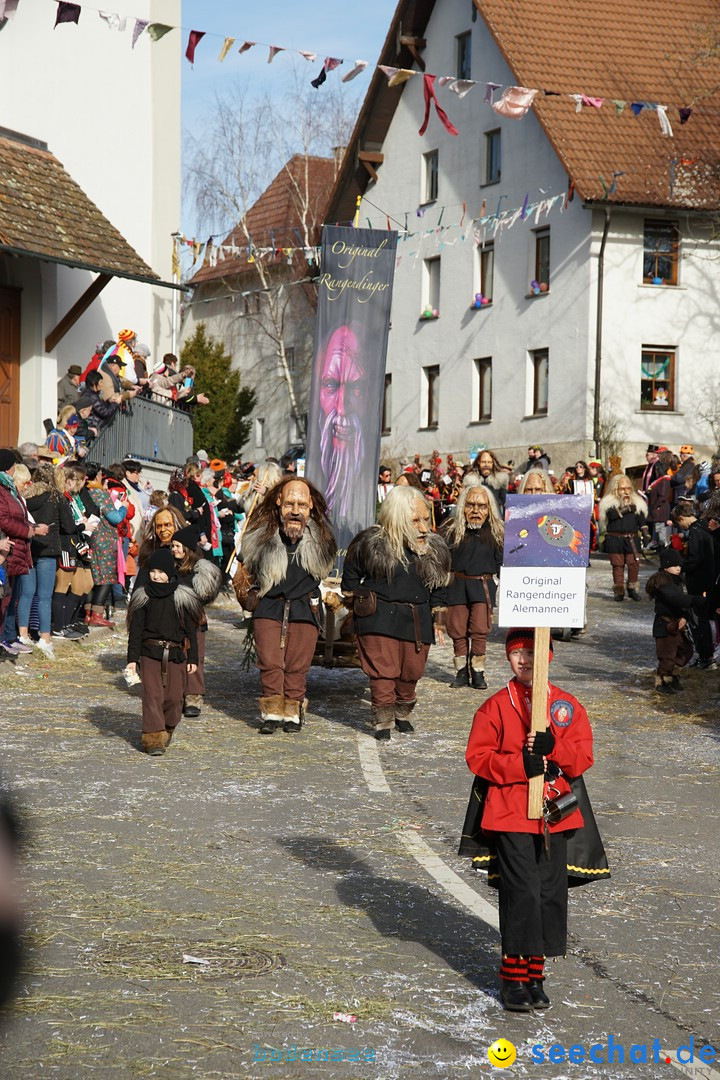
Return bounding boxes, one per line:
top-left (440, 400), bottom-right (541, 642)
top-left (319, 326), bottom-right (366, 520)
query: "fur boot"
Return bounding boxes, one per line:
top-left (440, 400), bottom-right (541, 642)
top-left (183, 693), bottom-right (203, 718)
top-left (453, 655), bottom-right (469, 687)
top-left (626, 584), bottom-right (641, 601)
top-left (141, 731), bottom-right (169, 756)
top-left (394, 699), bottom-right (416, 733)
top-left (654, 675), bottom-right (677, 696)
top-left (259, 694), bottom-right (285, 734)
top-left (613, 585), bottom-right (625, 602)
top-left (470, 655), bottom-right (488, 690)
top-left (283, 698), bottom-right (305, 734)
top-left (371, 704), bottom-right (395, 734)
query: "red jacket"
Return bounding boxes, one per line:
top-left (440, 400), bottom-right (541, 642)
top-left (465, 678), bottom-right (593, 834)
top-left (0, 483), bottom-right (32, 575)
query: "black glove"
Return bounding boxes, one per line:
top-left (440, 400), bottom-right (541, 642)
top-left (522, 747), bottom-right (545, 779)
top-left (531, 728), bottom-right (555, 755)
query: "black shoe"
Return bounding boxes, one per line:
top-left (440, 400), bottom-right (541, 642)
top-left (500, 980), bottom-right (533, 1012)
top-left (656, 683), bottom-right (675, 696)
top-left (627, 588), bottom-right (641, 601)
top-left (614, 593), bottom-right (624, 602)
top-left (470, 668), bottom-right (488, 690)
top-left (283, 721), bottom-right (302, 733)
top-left (670, 676), bottom-right (683, 692)
top-left (182, 705), bottom-right (201, 718)
top-left (691, 657), bottom-right (714, 669)
top-left (53, 627), bottom-right (84, 640)
top-left (68, 621), bottom-right (90, 636)
top-left (527, 979), bottom-right (551, 1009)
top-left (395, 719), bottom-right (414, 733)
top-left (452, 667), bottom-right (470, 687)
top-left (374, 728), bottom-right (391, 741)
top-left (259, 720), bottom-right (278, 734)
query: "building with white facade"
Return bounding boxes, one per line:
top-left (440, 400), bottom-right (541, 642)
top-left (0, 0), bottom-right (180, 449)
top-left (327, 0), bottom-right (720, 473)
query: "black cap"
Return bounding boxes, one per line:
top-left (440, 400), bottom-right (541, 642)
top-left (147, 548), bottom-right (177, 578)
top-left (172, 525), bottom-right (200, 549)
top-left (659, 547), bottom-right (683, 569)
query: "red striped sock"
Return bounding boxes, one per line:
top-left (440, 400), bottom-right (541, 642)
top-left (499, 955), bottom-right (528, 982)
top-left (528, 955), bottom-right (545, 981)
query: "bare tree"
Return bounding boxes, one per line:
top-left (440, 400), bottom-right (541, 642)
top-left (185, 69), bottom-right (357, 440)
top-left (596, 404), bottom-right (625, 464)
top-left (692, 375), bottom-right (720, 448)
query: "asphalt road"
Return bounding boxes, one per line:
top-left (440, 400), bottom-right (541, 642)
top-left (0, 558), bottom-right (718, 1080)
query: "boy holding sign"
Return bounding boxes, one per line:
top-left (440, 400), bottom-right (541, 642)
top-left (464, 628), bottom-right (595, 1012)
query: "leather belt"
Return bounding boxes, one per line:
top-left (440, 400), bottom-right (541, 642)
top-left (144, 638), bottom-right (184, 687)
top-left (613, 531), bottom-right (640, 559)
top-left (453, 571), bottom-right (495, 611)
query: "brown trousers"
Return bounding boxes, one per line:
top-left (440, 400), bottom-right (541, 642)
top-left (609, 552), bottom-right (639, 587)
top-left (140, 656), bottom-right (187, 733)
top-left (356, 633), bottom-right (430, 707)
top-left (656, 633), bottom-right (693, 677)
top-left (445, 602), bottom-right (491, 657)
top-left (186, 623), bottom-right (206, 696)
top-left (253, 618), bottom-right (318, 700)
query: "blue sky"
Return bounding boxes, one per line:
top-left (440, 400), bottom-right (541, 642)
top-left (181, 0), bottom-right (392, 234)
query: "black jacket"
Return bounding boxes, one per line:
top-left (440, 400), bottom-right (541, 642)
top-left (683, 521), bottom-right (716, 595)
top-left (24, 487), bottom-right (79, 561)
top-left (445, 528), bottom-right (502, 607)
top-left (603, 506), bottom-right (646, 555)
top-left (127, 585), bottom-right (199, 665)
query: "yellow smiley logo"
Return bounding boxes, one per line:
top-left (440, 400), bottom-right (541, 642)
top-left (488, 1038), bottom-right (517, 1068)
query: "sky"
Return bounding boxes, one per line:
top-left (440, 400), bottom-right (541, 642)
top-left (181, 0), bottom-right (393, 236)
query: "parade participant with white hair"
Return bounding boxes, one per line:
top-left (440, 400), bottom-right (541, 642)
top-left (341, 486), bottom-right (451, 741)
top-left (517, 469), bottom-right (555, 496)
top-left (442, 480), bottom-right (504, 689)
top-left (235, 478), bottom-right (337, 734)
top-left (598, 474), bottom-right (649, 601)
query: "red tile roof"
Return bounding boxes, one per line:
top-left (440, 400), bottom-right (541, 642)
top-left (474, 0), bottom-right (720, 209)
top-left (0, 130), bottom-right (162, 283)
top-left (190, 155), bottom-right (337, 285)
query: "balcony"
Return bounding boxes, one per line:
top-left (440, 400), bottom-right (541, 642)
top-left (89, 395), bottom-right (193, 470)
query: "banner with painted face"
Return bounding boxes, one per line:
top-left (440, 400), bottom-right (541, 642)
top-left (305, 226), bottom-right (398, 554)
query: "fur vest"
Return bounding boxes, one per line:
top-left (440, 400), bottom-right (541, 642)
top-left (126, 583), bottom-right (204, 631)
top-left (190, 557), bottom-right (224, 605)
top-left (347, 526), bottom-right (451, 591)
top-left (241, 520), bottom-right (336, 596)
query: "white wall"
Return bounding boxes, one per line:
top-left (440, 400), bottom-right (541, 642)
top-left (0, 0), bottom-right (180, 443)
top-left (358, 0), bottom-right (594, 468)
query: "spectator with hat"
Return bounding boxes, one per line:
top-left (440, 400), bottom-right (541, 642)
top-left (640, 444), bottom-right (664, 498)
top-left (45, 407), bottom-right (82, 460)
top-left (82, 370), bottom-right (121, 431)
top-left (98, 354), bottom-right (140, 403)
top-left (57, 364), bottom-right (82, 413)
top-left (671, 445), bottom-right (695, 505)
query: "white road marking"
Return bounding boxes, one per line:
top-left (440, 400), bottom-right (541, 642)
top-left (356, 731), bottom-right (391, 793)
top-left (398, 828), bottom-right (500, 930)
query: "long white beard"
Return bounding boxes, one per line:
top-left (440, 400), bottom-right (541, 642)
top-left (320, 408), bottom-right (364, 519)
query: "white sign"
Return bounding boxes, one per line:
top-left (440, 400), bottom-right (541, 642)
top-left (498, 566), bottom-right (587, 628)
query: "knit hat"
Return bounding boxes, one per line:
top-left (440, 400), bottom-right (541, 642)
top-left (67, 364), bottom-right (82, 376)
top-left (0, 448), bottom-right (17, 472)
top-left (659, 547), bottom-right (684, 569)
top-left (147, 548), bottom-right (176, 578)
top-left (505, 627), bottom-right (554, 660)
top-left (679, 445), bottom-right (694, 455)
top-left (118, 329), bottom-right (136, 343)
top-left (134, 343), bottom-right (151, 358)
top-left (587, 459), bottom-right (603, 468)
top-left (74, 394), bottom-right (95, 411)
top-left (196, 450), bottom-right (209, 463)
top-left (172, 524), bottom-right (200, 550)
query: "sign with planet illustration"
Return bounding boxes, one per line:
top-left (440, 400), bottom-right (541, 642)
top-left (497, 494), bottom-right (591, 628)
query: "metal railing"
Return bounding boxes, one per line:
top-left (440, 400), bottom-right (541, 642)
top-left (88, 395), bottom-right (193, 469)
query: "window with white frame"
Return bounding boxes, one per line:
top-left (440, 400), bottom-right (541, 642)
top-left (456, 31), bottom-right (471, 80)
top-left (475, 241), bottom-right (494, 302)
top-left (641, 346), bottom-right (676, 410)
top-left (423, 149), bottom-right (438, 203)
top-left (473, 358), bottom-right (492, 421)
top-left (424, 365), bottom-right (440, 428)
top-left (530, 349), bottom-right (549, 415)
top-left (484, 129), bottom-right (501, 184)
top-left (534, 228), bottom-right (550, 289)
top-left (422, 256), bottom-right (440, 315)
top-left (643, 220), bottom-right (679, 284)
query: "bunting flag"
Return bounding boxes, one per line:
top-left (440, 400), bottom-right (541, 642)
top-left (238, 40), bottom-right (255, 54)
top-left (147, 23), bottom-right (173, 43)
top-left (0, 0), bottom-right (19, 18)
top-left (419, 74), bottom-right (459, 137)
top-left (299, 50), bottom-right (317, 62)
top-left (342, 59), bottom-right (368, 82)
top-left (55, 2), bottom-right (80, 27)
top-left (492, 86), bottom-right (539, 118)
top-left (98, 11), bottom-right (126, 31)
top-left (218, 36), bottom-right (234, 62)
top-left (267, 45), bottom-right (283, 63)
top-left (185, 29), bottom-right (204, 64)
top-left (131, 19), bottom-right (148, 48)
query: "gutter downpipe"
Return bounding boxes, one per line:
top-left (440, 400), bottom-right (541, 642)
top-left (593, 207), bottom-right (611, 459)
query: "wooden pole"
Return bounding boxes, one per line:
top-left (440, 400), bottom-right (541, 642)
top-left (225, 466), bottom-right (270, 573)
top-left (527, 626), bottom-right (550, 819)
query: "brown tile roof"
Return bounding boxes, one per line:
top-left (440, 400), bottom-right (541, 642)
top-left (0, 129), bottom-right (164, 283)
top-left (328, 0), bottom-right (720, 217)
top-left (474, 0), bottom-right (720, 209)
top-left (190, 155), bottom-right (337, 285)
